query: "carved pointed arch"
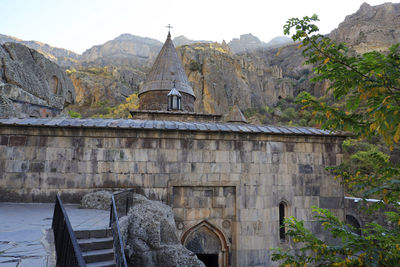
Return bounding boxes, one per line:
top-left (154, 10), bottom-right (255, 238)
top-left (181, 220), bottom-right (229, 267)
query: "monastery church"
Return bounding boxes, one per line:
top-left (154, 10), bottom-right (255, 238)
top-left (0, 31), bottom-right (347, 266)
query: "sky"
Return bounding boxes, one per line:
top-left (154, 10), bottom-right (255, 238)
top-left (0, 0), bottom-right (395, 54)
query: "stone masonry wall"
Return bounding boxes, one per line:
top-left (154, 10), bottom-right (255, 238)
top-left (139, 90), bottom-right (195, 112)
top-left (0, 125), bottom-right (344, 266)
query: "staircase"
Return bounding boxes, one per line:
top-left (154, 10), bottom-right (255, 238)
top-left (75, 228), bottom-right (116, 267)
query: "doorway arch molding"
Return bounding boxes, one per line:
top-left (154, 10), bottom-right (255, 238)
top-left (181, 220), bottom-right (229, 267)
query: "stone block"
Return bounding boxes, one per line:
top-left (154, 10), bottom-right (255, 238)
top-left (299, 164), bottom-right (313, 174)
top-left (9, 136), bottom-right (26, 146)
top-left (6, 160), bottom-right (29, 173)
top-left (319, 197), bottom-right (344, 209)
top-left (189, 150), bottom-right (203, 162)
top-left (210, 207), bottom-right (223, 218)
top-left (220, 173), bottom-right (231, 181)
top-left (29, 162), bottom-right (45, 172)
top-left (230, 163), bottom-right (241, 173)
top-left (202, 151), bottom-right (216, 163)
top-left (47, 176), bottom-right (65, 187)
top-left (143, 174), bottom-right (155, 187)
top-left (218, 140), bottom-right (232, 150)
top-left (249, 164), bottom-right (260, 174)
top-left (207, 173), bottom-right (220, 182)
top-left (216, 151), bottom-right (229, 163)
top-left (135, 149), bottom-right (149, 162)
top-left (6, 173), bottom-right (27, 188)
top-left (267, 142), bottom-right (284, 153)
top-left (305, 185), bottom-right (320, 196)
top-left (0, 135), bottom-right (9, 145)
top-left (166, 162), bottom-right (181, 174)
top-left (153, 174), bottom-right (168, 187)
top-left (239, 151), bottom-right (251, 163)
top-left (181, 139), bottom-right (194, 150)
top-left (6, 147), bottom-right (25, 160)
top-left (46, 147), bottom-right (72, 161)
top-left (285, 143), bottom-right (295, 152)
top-left (160, 149), bottom-right (177, 162)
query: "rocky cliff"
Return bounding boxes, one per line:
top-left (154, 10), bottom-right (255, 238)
top-left (177, 42), bottom-right (297, 115)
top-left (65, 66), bottom-right (144, 116)
top-left (228, 34), bottom-right (292, 54)
top-left (80, 34), bottom-right (162, 70)
top-left (0, 34), bottom-right (80, 68)
top-left (172, 35), bottom-right (212, 47)
top-left (329, 2), bottom-right (400, 53)
top-left (0, 42), bottom-right (75, 118)
top-left (2, 2), bottom-right (399, 120)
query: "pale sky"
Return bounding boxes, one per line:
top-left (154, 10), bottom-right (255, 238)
top-left (1, 0), bottom-right (395, 54)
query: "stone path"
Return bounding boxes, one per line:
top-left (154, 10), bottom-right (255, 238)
top-left (0, 203), bottom-right (109, 267)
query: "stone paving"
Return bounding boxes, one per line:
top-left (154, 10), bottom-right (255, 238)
top-left (0, 203), bottom-right (109, 267)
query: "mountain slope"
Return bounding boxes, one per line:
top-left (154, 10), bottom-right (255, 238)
top-left (0, 34), bottom-right (80, 67)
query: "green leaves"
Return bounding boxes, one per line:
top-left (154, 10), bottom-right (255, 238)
top-left (285, 15), bottom-right (400, 147)
top-left (271, 208), bottom-right (400, 267)
top-left (272, 15), bottom-right (400, 267)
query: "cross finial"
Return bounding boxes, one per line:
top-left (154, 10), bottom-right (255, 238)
top-left (173, 80), bottom-right (176, 88)
top-left (166, 24), bottom-right (173, 37)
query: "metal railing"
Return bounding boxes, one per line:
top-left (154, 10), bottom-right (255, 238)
top-left (109, 194), bottom-right (128, 267)
top-left (52, 194), bottom-right (86, 267)
top-left (113, 189), bottom-right (136, 218)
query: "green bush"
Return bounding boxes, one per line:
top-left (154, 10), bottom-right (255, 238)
top-left (68, 111), bottom-right (82, 118)
top-left (189, 60), bottom-right (202, 72)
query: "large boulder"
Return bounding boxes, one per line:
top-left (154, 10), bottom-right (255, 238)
top-left (0, 42), bottom-right (75, 118)
top-left (81, 191), bottom-right (112, 210)
top-left (119, 194), bottom-right (204, 267)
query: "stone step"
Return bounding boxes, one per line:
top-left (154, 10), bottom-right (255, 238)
top-left (82, 248), bottom-right (115, 263)
top-left (86, 260), bottom-right (116, 267)
top-left (75, 228), bottom-right (112, 239)
top-left (78, 236), bottom-right (114, 252)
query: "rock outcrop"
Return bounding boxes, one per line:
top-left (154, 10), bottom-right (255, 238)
top-left (81, 191), bottom-right (112, 210)
top-left (228, 33), bottom-right (268, 54)
top-left (329, 2), bottom-right (400, 53)
top-left (80, 34), bottom-right (162, 69)
top-left (119, 194), bottom-right (204, 267)
top-left (0, 42), bottom-right (75, 118)
top-left (67, 67), bottom-right (139, 108)
top-left (172, 35), bottom-right (212, 47)
top-left (0, 34), bottom-right (80, 68)
top-left (177, 42), bottom-right (295, 114)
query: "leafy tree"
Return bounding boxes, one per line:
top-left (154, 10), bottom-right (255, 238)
top-left (271, 15), bottom-right (400, 267)
top-left (91, 93), bottom-right (139, 118)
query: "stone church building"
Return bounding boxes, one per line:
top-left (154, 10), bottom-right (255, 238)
top-left (0, 32), bottom-right (347, 266)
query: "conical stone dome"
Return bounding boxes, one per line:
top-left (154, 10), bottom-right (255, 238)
top-left (139, 32), bottom-right (195, 111)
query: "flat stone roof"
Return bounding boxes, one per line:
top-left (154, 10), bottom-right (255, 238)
top-left (0, 118), bottom-right (348, 137)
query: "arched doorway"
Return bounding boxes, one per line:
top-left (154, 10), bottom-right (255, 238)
top-left (346, 214), bottom-right (362, 235)
top-left (181, 221), bottom-right (229, 267)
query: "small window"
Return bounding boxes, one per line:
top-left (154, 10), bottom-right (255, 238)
top-left (279, 201), bottom-right (286, 240)
top-left (167, 85), bottom-right (182, 110)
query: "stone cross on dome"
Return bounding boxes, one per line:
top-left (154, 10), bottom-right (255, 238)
top-left (166, 24), bottom-right (173, 37)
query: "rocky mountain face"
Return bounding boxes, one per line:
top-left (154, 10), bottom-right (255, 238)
top-left (228, 33), bottom-right (267, 54)
top-left (0, 34), bottom-right (80, 68)
top-left (176, 42), bottom-right (297, 115)
top-left (0, 42), bottom-right (75, 118)
top-left (1, 2), bottom-right (399, 120)
top-left (329, 2), bottom-right (400, 53)
top-left (65, 66), bottom-right (143, 116)
top-left (80, 34), bottom-right (162, 70)
top-left (228, 34), bottom-right (292, 54)
top-left (172, 35), bottom-right (212, 47)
